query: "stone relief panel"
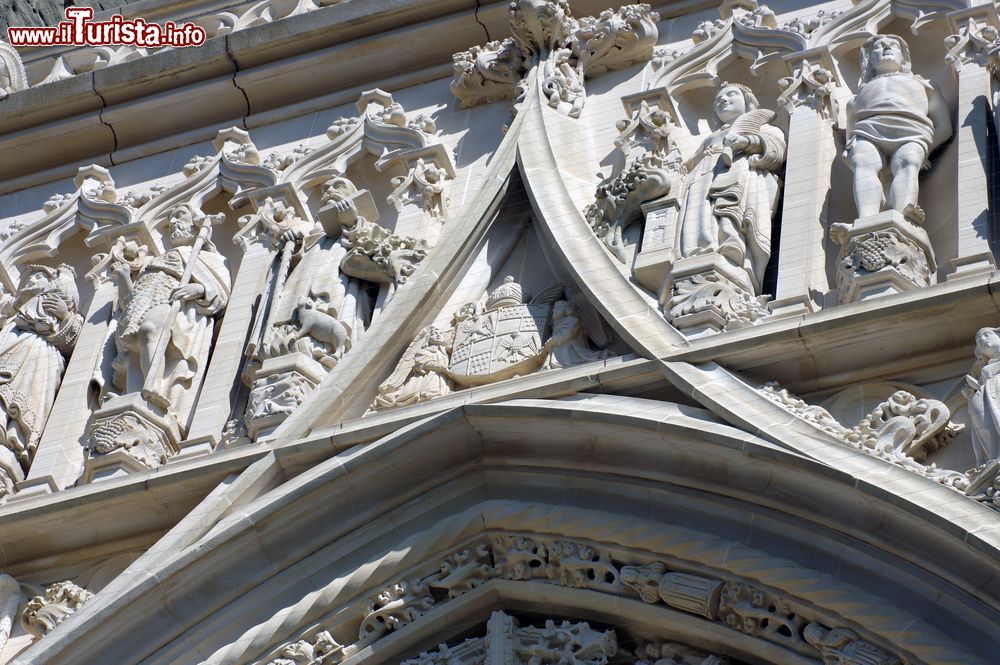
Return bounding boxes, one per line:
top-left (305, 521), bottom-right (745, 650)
top-left (251, 534), bottom-right (906, 665)
top-left (239, 90), bottom-right (452, 439)
top-left (370, 276), bottom-right (611, 412)
top-left (0, 84), bottom-right (462, 489)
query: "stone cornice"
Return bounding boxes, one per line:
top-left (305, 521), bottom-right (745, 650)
top-left (0, 0), bottom-right (718, 194)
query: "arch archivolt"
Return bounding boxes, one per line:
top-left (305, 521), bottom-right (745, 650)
top-left (229, 501), bottom-right (979, 665)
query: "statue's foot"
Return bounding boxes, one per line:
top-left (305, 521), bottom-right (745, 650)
top-left (718, 240), bottom-right (745, 267)
top-left (901, 203), bottom-right (925, 225)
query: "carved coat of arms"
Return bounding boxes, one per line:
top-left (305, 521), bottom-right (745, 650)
top-left (446, 276), bottom-right (562, 387)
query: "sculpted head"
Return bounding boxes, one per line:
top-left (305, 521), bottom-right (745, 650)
top-left (976, 327), bottom-right (1000, 361)
top-left (18, 265), bottom-right (54, 298)
top-left (321, 176), bottom-right (358, 204)
top-left (428, 326), bottom-right (452, 349)
top-left (860, 35), bottom-right (912, 82)
top-left (714, 82), bottom-right (758, 125)
top-left (168, 205), bottom-right (197, 245)
top-left (552, 299), bottom-right (578, 320)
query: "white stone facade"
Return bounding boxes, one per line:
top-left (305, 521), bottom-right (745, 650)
top-left (0, 0), bottom-right (998, 663)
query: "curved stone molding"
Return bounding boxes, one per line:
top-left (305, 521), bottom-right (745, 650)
top-left (518, 70), bottom-right (686, 357)
top-left (451, 1), bottom-right (659, 119)
top-left (16, 394), bottom-right (997, 665)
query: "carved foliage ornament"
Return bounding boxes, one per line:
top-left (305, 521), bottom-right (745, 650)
top-left (263, 534), bottom-right (905, 665)
top-left (21, 581), bottom-right (93, 641)
top-left (402, 611), bottom-right (617, 665)
top-left (451, 1), bottom-right (659, 117)
top-left (759, 383), bottom-right (971, 490)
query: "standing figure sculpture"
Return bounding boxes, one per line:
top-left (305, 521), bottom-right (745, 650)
top-left (677, 82), bottom-right (786, 294)
top-left (111, 205), bottom-right (230, 422)
top-left (845, 35), bottom-right (951, 221)
top-left (965, 327), bottom-right (1000, 463)
top-left (0, 265), bottom-right (81, 492)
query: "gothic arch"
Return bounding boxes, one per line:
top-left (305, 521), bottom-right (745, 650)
top-left (13, 394), bottom-right (1000, 665)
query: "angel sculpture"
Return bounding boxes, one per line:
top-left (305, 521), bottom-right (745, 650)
top-left (677, 82), bottom-right (785, 294)
top-left (370, 325), bottom-right (455, 410)
top-left (542, 298), bottom-right (612, 370)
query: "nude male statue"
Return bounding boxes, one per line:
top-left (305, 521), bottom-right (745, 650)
top-left (845, 34), bottom-right (951, 221)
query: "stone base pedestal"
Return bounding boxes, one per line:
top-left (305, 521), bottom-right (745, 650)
top-left (948, 252), bottom-right (996, 282)
top-left (831, 210), bottom-right (935, 304)
top-left (81, 394), bottom-right (181, 481)
top-left (663, 253), bottom-right (768, 338)
top-left (81, 450), bottom-right (154, 484)
top-left (246, 352), bottom-right (329, 440)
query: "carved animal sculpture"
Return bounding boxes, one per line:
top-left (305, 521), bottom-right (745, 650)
top-left (293, 299), bottom-right (351, 358)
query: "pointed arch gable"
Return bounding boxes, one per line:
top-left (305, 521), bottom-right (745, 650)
top-left (15, 394), bottom-right (1000, 665)
top-left (272, 108), bottom-right (524, 439)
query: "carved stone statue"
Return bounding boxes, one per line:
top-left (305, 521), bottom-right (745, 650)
top-left (542, 299), bottom-right (611, 369)
top-left (677, 82), bottom-right (785, 294)
top-left (965, 327), bottom-right (1000, 463)
top-left (371, 325), bottom-right (454, 410)
top-left (845, 35), bottom-right (951, 221)
top-left (0, 264), bottom-right (81, 492)
top-left (110, 205), bottom-right (230, 418)
top-left (804, 623), bottom-right (902, 665)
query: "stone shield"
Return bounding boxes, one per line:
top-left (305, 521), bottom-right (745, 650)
top-left (447, 304), bottom-right (550, 387)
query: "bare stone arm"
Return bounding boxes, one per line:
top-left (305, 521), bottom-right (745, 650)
top-left (928, 82), bottom-right (952, 152)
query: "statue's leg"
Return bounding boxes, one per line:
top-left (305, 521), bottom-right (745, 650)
top-left (137, 305), bottom-right (171, 397)
top-left (888, 141), bottom-right (927, 215)
top-left (846, 139), bottom-right (885, 218)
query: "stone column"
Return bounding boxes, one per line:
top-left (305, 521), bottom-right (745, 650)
top-left (182, 238), bottom-right (271, 452)
top-left (771, 48), bottom-right (840, 316)
top-left (946, 8), bottom-right (998, 279)
top-left (16, 273), bottom-right (116, 496)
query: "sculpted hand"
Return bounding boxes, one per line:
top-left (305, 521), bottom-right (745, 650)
top-left (40, 294), bottom-right (69, 321)
top-left (332, 199), bottom-right (359, 225)
top-left (279, 228), bottom-right (304, 244)
top-left (111, 262), bottom-right (131, 282)
top-left (171, 283), bottom-right (205, 303)
top-left (724, 134), bottom-right (751, 153)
